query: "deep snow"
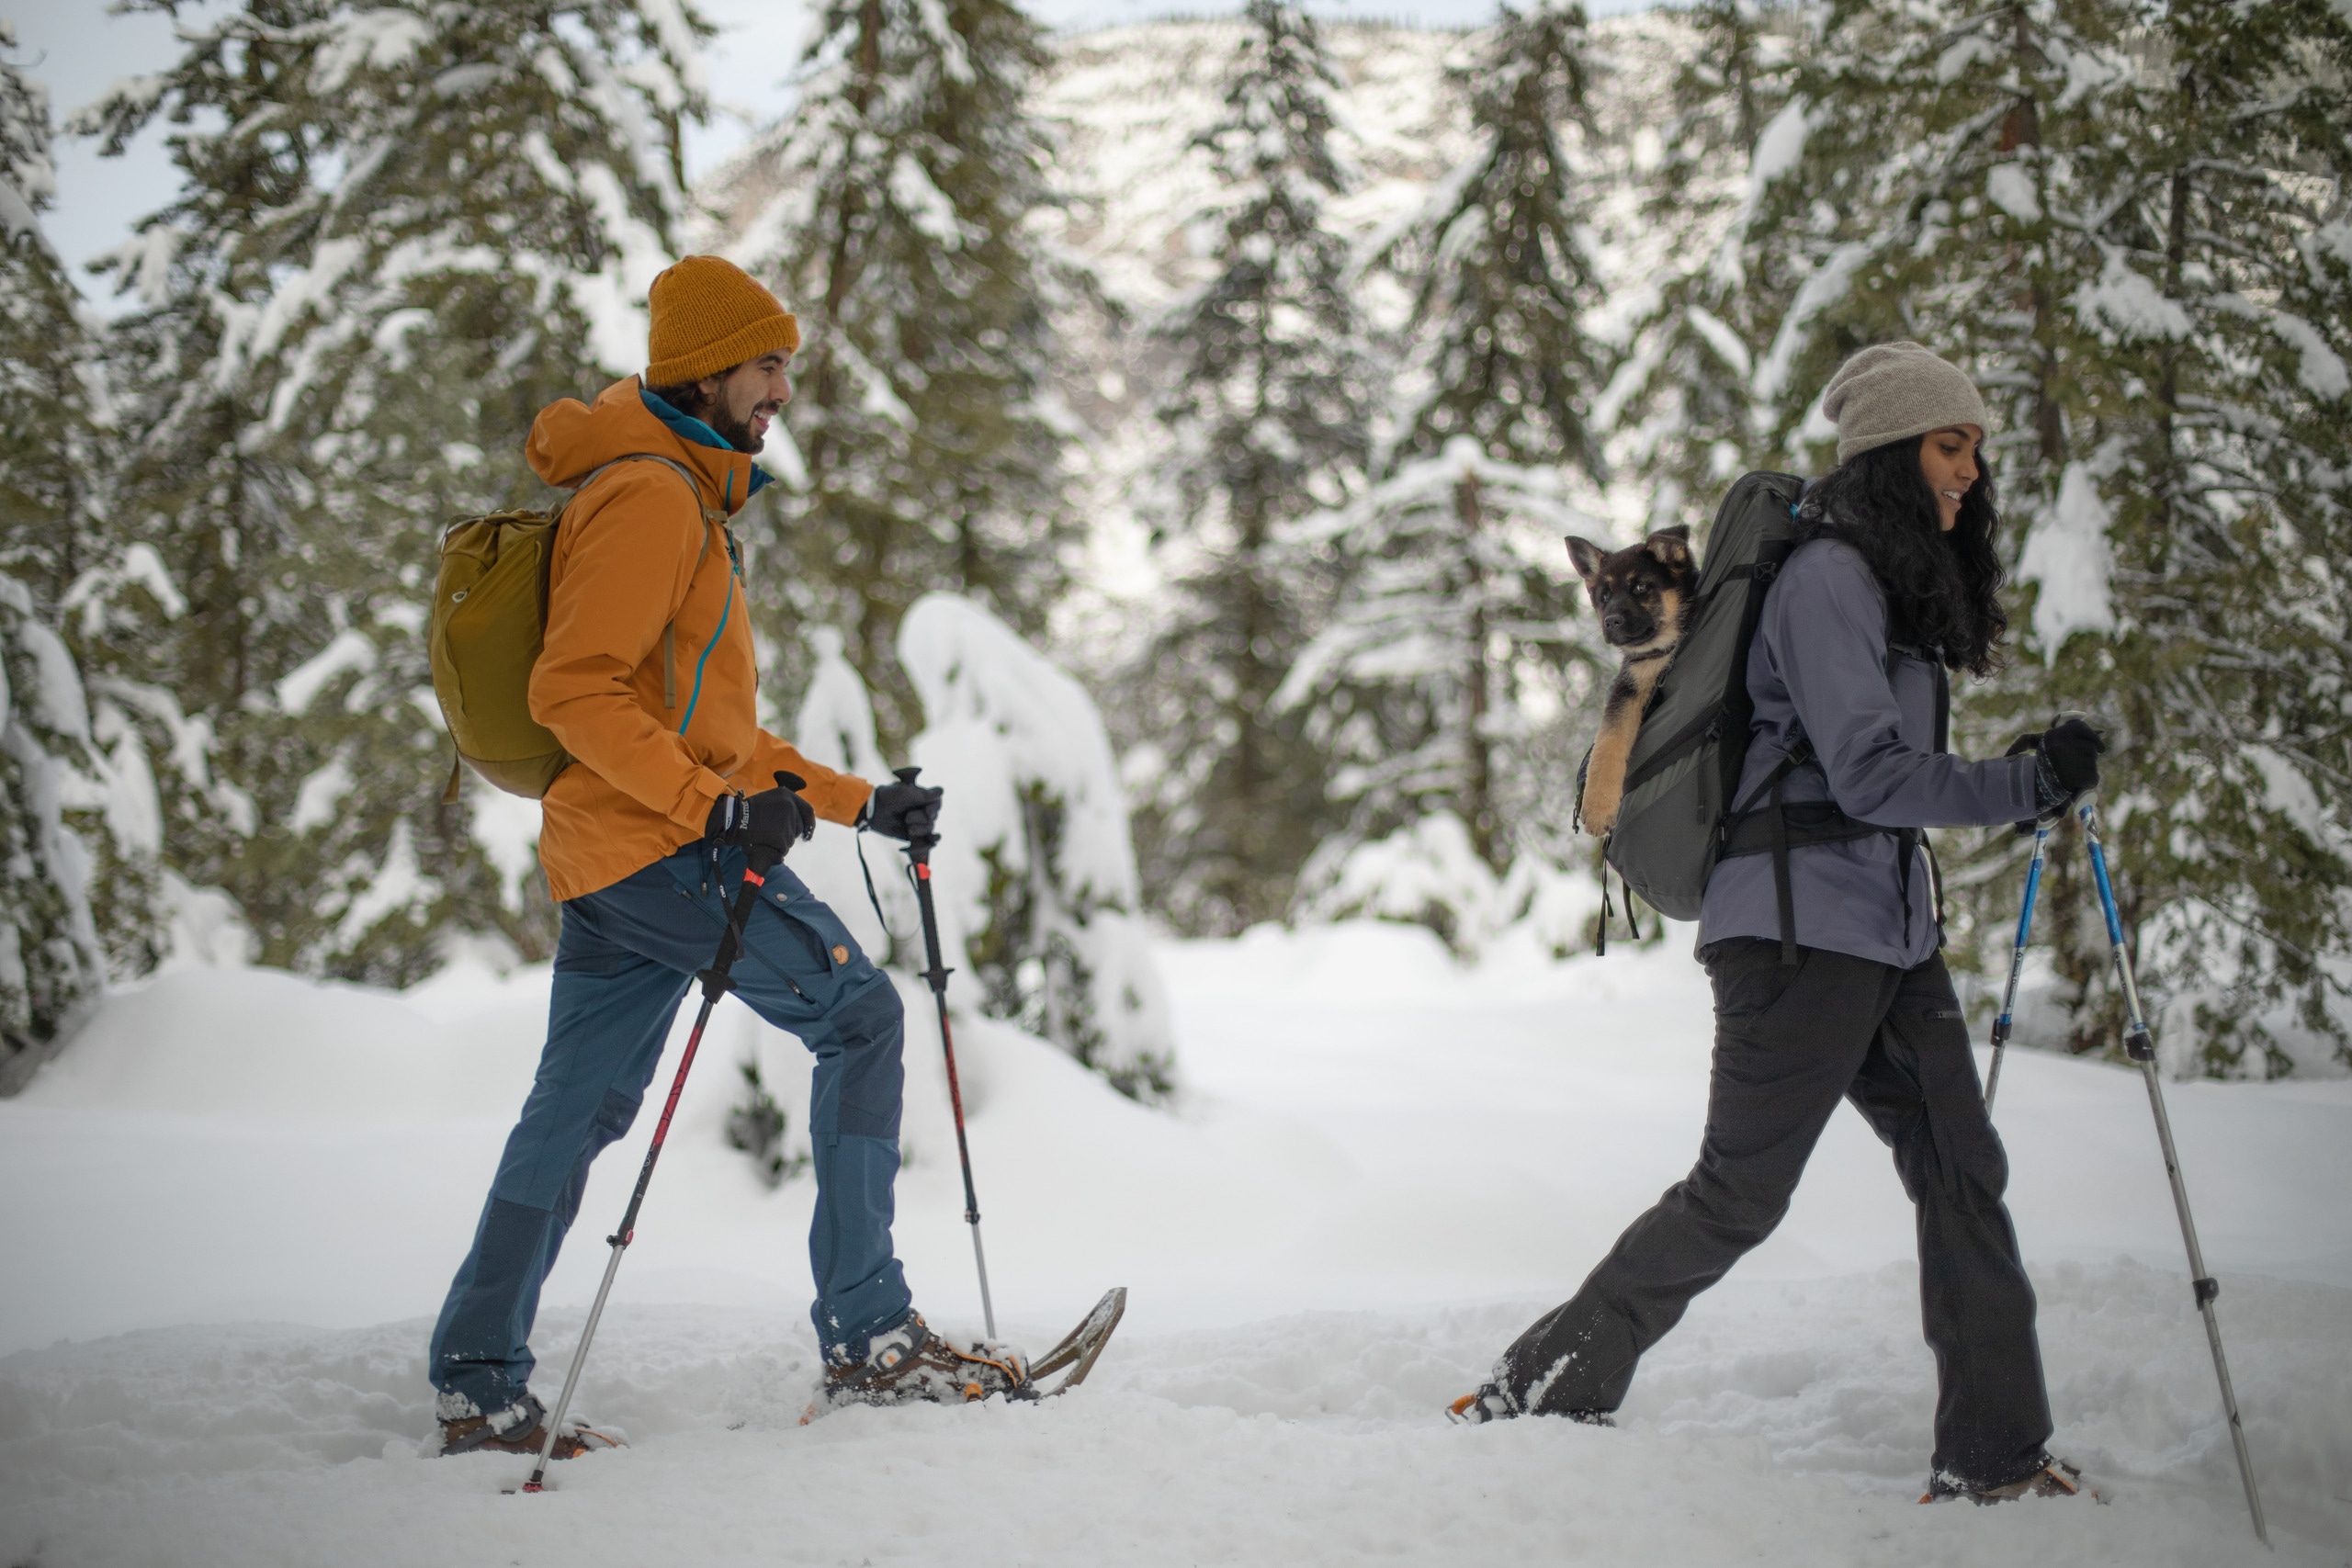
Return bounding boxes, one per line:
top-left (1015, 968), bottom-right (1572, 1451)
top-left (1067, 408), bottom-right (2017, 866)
top-left (3, 920), bottom-right (2349, 1563)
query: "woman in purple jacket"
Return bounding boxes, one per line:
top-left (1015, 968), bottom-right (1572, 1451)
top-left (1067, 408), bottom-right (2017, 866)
top-left (1453, 343), bottom-right (2105, 1506)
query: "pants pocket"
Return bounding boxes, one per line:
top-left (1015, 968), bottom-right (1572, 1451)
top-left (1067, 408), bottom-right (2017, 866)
top-left (1706, 940), bottom-right (1811, 1031)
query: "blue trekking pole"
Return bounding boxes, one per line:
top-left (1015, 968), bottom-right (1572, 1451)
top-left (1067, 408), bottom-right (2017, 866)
top-left (2078, 795), bottom-right (2267, 1545)
top-left (1980, 820), bottom-right (2052, 1113)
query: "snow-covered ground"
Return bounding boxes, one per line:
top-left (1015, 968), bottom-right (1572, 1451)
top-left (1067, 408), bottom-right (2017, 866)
top-left (4, 922), bottom-right (2348, 1563)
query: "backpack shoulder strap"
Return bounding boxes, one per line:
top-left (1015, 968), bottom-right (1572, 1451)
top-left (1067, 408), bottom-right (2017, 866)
top-left (556, 452), bottom-right (725, 711)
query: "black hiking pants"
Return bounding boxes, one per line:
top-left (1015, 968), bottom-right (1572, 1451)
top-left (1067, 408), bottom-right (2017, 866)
top-left (1498, 939), bottom-right (2053, 1487)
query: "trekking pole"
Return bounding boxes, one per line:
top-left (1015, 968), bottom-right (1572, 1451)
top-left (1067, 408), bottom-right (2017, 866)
top-left (1981, 819), bottom-right (2052, 1114)
top-left (2078, 795), bottom-right (2267, 1545)
top-left (891, 765), bottom-right (999, 1341)
top-left (519, 821), bottom-right (790, 1495)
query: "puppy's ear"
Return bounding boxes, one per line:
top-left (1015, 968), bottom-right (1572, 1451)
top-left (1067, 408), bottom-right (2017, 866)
top-left (1643, 526), bottom-right (1693, 570)
top-left (1566, 536), bottom-right (1607, 584)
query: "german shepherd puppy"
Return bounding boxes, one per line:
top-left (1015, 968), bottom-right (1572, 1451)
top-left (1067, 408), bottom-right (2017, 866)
top-left (1566, 525), bottom-right (1698, 836)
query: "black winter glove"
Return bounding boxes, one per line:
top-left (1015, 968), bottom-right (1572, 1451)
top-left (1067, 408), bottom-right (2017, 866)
top-left (864, 774), bottom-right (944, 842)
top-left (707, 772), bottom-right (816, 862)
top-left (2007, 717), bottom-right (2105, 830)
top-left (2038, 716), bottom-right (2106, 795)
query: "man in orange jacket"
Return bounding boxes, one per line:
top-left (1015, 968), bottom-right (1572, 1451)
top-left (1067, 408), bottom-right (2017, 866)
top-left (430, 257), bottom-right (1021, 1459)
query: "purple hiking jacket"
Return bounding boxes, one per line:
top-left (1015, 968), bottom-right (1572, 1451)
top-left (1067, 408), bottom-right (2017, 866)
top-left (1698, 539), bottom-right (2039, 969)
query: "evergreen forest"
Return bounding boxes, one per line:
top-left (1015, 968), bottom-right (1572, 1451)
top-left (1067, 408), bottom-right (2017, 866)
top-left (0, 0), bottom-right (2346, 1090)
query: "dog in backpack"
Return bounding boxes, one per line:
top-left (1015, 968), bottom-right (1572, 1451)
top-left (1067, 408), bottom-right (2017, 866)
top-left (1567, 525), bottom-right (1698, 836)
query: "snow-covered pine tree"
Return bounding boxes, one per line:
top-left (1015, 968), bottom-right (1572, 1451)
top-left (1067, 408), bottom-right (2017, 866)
top-left (0, 32), bottom-right (154, 1089)
top-left (1747, 0), bottom-right (2351, 1072)
top-left (0, 30), bottom-right (109, 617)
top-left (0, 571), bottom-right (115, 1095)
top-left (901, 592), bottom-right (1176, 1100)
top-left (1284, 3), bottom-right (1607, 933)
top-left (1118, 0), bottom-right (1368, 936)
top-left (74, 0), bottom-right (706, 983)
top-left (1277, 441), bottom-right (1601, 953)
top-left (1986, 0), bottom-right (2351, 1074)
top-left (0, 32), bottom-right (168, 1001)
top-left (729, 0), bottom-right (1074, 753)
top-left (1742, 0), bottom-right (2145, 476)
top-left (1599, 0), bottom-right (1801, 534)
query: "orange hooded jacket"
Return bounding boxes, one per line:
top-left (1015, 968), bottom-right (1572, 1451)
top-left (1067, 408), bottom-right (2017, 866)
top-left (524, 377), bottom-right (873, 901)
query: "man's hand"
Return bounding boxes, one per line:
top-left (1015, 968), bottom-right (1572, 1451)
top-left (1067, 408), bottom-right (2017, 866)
top-left (707, 772), bottom-right (817, 860)
top-left (864, 775), bottom-right (944, 842)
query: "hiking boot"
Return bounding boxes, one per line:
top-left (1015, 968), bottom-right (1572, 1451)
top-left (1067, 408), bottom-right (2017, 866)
top-left (436, 1391), bottom-right (624, 1459)
top-left (1447, 1382), bottom-right (1516, 1425)
top-left (1920, 1457), bottom-right (2089, 1506)
top-left (812, 1313), bottom-right (1029, 1415)
top-left (1446, 1382), bottom-right (1613, 1427)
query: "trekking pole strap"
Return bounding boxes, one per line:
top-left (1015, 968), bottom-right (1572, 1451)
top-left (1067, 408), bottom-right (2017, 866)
top-left (854, 829), bottom-right (899, 951)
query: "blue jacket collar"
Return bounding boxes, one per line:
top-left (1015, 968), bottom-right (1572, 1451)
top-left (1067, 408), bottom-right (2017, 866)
top-left (639, 389), bottom-right (774, 498)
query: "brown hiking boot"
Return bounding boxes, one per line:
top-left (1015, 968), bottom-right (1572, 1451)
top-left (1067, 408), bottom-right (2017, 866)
top-left (436, 1392), bottom-right (623, 1459)
top-left (807, 1313), bottom-right (1029, 1418)
top-left (1920, 1458), bottom-right (2091, 1506)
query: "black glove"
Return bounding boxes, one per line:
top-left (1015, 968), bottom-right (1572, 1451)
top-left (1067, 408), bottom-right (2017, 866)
top-left (864, 774), bottom-right (944, 842)
top-left (2007, 717), bottom-right (2105, 829)
top-left (706, 772), bottom-right (816, 860)
top-left (2039, 716), bottom-right (2105, 794)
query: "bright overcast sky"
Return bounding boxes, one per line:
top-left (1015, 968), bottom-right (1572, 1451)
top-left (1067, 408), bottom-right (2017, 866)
top-left (6, 0), bottom-right (1645, 311)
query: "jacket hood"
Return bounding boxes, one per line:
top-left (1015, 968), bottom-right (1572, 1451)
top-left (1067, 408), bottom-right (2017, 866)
top-left (526, 376), bottom-right (763, 515)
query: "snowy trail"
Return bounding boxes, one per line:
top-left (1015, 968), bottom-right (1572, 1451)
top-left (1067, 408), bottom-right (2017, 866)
top-left (3, 923), bottom-right (2349, 1562)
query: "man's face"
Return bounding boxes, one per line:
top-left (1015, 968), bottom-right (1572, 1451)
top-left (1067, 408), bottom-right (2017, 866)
top-left (697, 351), bottom-right (793, 454)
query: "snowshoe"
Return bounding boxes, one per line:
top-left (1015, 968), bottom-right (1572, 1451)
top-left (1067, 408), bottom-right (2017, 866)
top-left (1446, 1381), bottom-right (1613, 1427)
top-left (809, 1312), bottom-right (1030, 1416)
top-left (1920, 1458), bottom-right (2094, 1506)
top-left (437, 1391), bottom-right (625, 1459)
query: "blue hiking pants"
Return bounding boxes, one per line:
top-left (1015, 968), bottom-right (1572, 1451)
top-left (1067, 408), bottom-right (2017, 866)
top-left (428, 841), bottom-right (912, 1417)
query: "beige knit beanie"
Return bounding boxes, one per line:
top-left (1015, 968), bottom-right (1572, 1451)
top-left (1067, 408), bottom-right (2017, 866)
top-left (1821, 341), bottom-right (1989, 464)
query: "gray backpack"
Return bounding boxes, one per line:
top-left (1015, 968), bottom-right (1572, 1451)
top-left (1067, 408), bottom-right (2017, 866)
top-left (1598, 470), bottom-right (1806, 923)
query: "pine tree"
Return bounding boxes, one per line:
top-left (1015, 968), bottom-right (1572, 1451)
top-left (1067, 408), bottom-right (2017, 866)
top-left (0, 36), bottom-right (159, 1089)
top-left (1601, 0), bottom-right (1802, 533)
top-left (1997, 0), bottom-right (2352, 1074)
top-left (74, 0), bottom-right (706, 983)
top-left (1277, 440), bottom-right (1598, 943)
top-left (0, 30), bottom-right (110, 618)
top-left (729, 0), bottom-right (1074, 752)
top-left (1288, 3), bottom-right (1607, 896)
top-left (1741, 0), bottom-right (2352, 1072)
top-left (1118, 0), bottom-right (1368, 936)
top-left (0, 572), bottom-right (116, 1094)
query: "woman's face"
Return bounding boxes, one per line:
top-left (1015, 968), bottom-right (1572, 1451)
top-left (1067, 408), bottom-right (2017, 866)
top-left (1919, 426), bottom-right (1984, 532)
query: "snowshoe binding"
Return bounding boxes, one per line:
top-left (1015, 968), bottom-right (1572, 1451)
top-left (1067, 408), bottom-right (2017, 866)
top-left (1920, 1458), bottom-right (2095, 1506)
top-left (810, 1312), bottom-right (1031, 1416)
top-left (799, 1288), bottom-right (1128, 1423)
top-left (437, 1391), bottom-right (625, 1460)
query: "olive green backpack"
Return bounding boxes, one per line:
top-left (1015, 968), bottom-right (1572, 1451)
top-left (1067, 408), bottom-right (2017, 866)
top-left (429, 453), bottom-right (722, 802)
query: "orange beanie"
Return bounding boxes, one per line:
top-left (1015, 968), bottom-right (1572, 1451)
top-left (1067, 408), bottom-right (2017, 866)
top-left (645, 256), bottom-right (801, 385)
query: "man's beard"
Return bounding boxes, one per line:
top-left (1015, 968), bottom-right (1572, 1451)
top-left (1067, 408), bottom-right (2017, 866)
top-left (708, 400), bottom-right (764, 454)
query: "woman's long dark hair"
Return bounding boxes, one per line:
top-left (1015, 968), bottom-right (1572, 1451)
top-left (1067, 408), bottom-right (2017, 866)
top-left (1795, 435), bottom-right (2008, 677)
